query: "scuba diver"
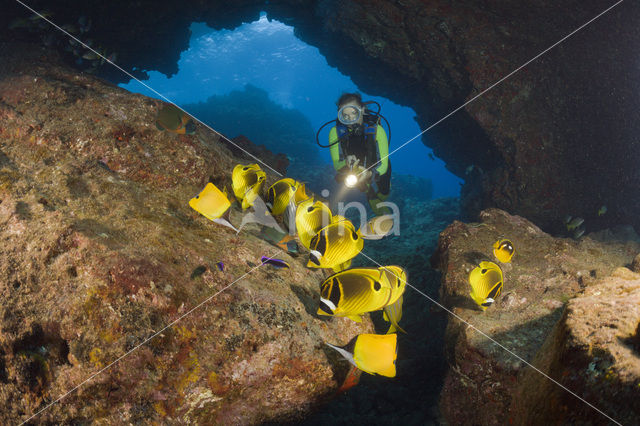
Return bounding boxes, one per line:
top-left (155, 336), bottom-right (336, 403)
top-left (316, 93), bottom-right (391, 215)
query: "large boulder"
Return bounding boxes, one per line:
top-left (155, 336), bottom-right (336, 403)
top-left (0, 43), bottom-right (372, 423)
top-left (515, 267), bottom-right (640, 424)
top-left (432, 208), bottom-right (640, 424)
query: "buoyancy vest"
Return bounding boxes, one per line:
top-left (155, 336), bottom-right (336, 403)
top-left (335, 116), bottom-right (379, 168)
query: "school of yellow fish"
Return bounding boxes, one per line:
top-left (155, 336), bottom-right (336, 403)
top-left (187, 156), bottom-right (516, 385)
top-left (189, 162), bottom-right (401, 379)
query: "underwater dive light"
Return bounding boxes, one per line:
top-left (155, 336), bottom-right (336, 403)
top-left (345, 173), bottom-right (358, 188)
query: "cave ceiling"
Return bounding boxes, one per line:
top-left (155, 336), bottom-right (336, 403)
top-left (2, 0), bottom-right (639, 233)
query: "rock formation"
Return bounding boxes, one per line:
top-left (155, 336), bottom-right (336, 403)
top-left (1, 1), bottom-right (640, 423)
top-left (0, 43), bottom-right (372, 423)
top-left (432, 208), bottom-right (640, 424)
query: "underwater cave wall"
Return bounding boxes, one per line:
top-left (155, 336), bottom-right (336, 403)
top-left (3, 0), bottom-right (640, 230)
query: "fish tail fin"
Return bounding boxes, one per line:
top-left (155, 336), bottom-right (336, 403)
top-left (386, 322), bottom-right (407, 334)
top-left (336, 365), bottom-right (361, 395)
top-left (382, 296), bottom-right (406, 333)
top-left (383, 311), bottom-right (407, 334)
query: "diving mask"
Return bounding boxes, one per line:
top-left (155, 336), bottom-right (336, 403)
top-left (337, 104), bottom-right (362, 125)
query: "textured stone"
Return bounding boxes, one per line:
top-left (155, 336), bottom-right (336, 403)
top-left (514, 268), bottom-right (640, 424)
top-left (432, 208), bottom-right (640, 424)
top-left (631, 253), bottom-right (640, 273)
top-left (0, 44), bottom-right (372, 424)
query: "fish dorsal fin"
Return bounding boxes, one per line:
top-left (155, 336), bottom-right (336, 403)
top-left (325, 342), bottom-right (357, 369)
top-left (213, 217), bottom-right (238, 233)
top-left (294, 183), bottom-right (310, 204)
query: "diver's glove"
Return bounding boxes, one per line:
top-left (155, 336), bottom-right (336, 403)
top-left (335, 166), bottom-right (350, 183)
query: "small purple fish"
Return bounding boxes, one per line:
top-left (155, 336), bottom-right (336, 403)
top-left (216, 262), bottom-right (224, 271)
top-left (261, 256), bottom-right (290, 269)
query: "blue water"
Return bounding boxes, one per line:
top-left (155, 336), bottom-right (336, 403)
top-left (120, 13), bottom-right (462, 198)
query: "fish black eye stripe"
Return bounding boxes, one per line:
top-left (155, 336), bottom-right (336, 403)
top-left (487, 281), bottom-right (503, 300)
top-left (330, 279), bottom-right (342, 308)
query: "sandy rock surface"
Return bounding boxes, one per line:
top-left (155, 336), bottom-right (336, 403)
top-left (432, 208), bottom-right (640, 424)
top-left (0, 44), bottom-right (372, 424)
top-left (515, 267), bottom-right (640, 424)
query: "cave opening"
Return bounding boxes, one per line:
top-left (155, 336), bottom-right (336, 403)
top-left (118, 12), bottom-right (454, 423)
top-left (119, 12), bottom-right (463, 199)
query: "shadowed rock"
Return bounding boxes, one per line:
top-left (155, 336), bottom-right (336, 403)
top-left (432, 208), bottom-right (640, 424)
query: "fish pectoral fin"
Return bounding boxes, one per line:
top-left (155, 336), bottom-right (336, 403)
top-left (347, 314), bottom-right (363, 323)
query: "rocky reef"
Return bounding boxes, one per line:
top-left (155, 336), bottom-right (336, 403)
top-left (1, 1), bottom-right (640, 423)
top-left (432, 208), bottom-right (640, 424)
top-left (0, 43), bottom-right (373, 423)
top-left (183, 85), bottom-right (323, 179)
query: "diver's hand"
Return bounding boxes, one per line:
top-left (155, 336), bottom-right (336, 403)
top-left (335, 166), bottom-right (350, 183)
top-left (352, 167), bottom-right (371, 192)
top-left (355, 167), bottom-right (372, 184)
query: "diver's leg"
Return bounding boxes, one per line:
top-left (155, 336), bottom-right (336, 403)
top-left (368, 162), bottom-right (392, 215)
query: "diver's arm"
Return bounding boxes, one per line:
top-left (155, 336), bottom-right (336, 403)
top-left (329, 127), bottom-right (346, 171)
top-left (375, 125), bottom-right (389, 175)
